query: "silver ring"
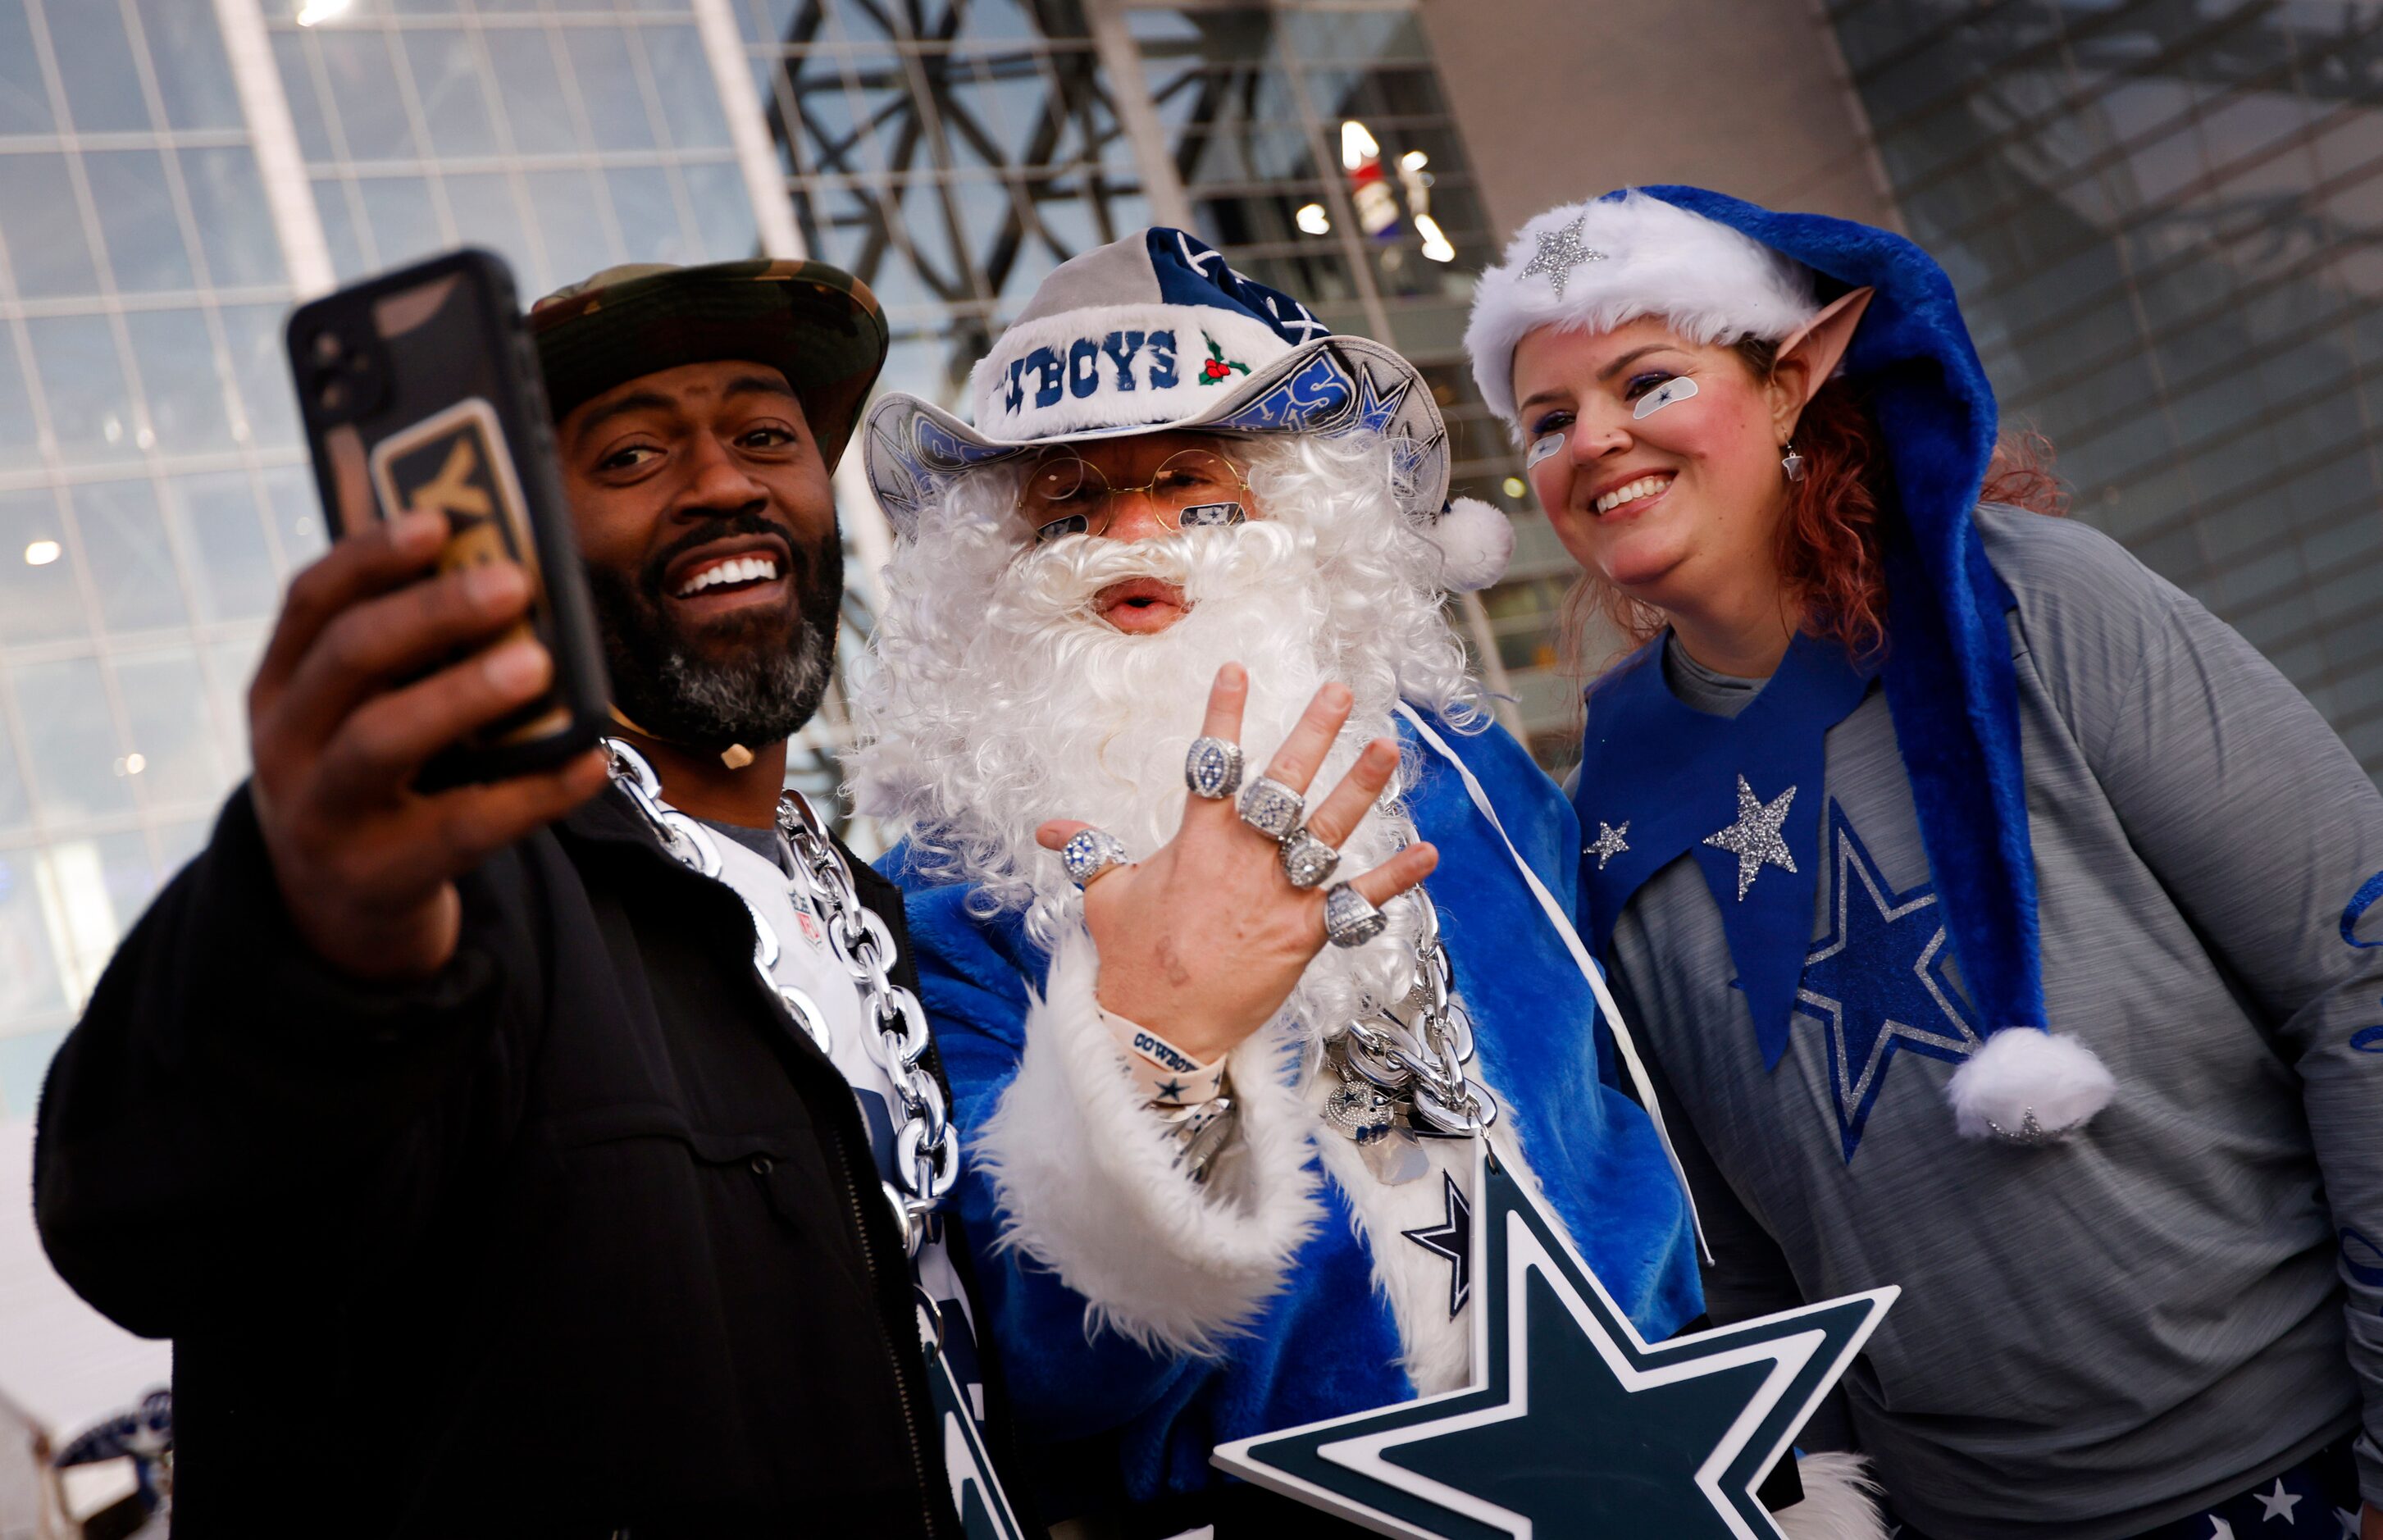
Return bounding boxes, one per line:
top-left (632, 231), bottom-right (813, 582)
top-left (1278, 827), bottom-right (1341, 890)
top-left (1185, 736), bottom-right (1245, 800)
top-left (1324, 883), bottom-right (1387, 947)
top-left (1237, 775), bottom-right (1304, 842)
top-left (1061, 828), bottom-right (1129, 886)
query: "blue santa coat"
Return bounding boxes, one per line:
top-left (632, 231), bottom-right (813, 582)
top-left (880, 708), bottom-right (1704, 1509)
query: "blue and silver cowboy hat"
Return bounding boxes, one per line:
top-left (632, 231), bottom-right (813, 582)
top-left (862, 228), bottom-right (1511, 590)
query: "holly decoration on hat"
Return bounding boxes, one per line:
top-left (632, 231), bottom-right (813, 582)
top-left (1198, 330), bottom-right (1251, 385)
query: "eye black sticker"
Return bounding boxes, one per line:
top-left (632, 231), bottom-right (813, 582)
top-left (1633, 376), bottom-right (1698, 420)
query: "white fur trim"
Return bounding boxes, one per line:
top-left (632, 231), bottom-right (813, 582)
top-left (971, 927), bottom-right (1324, 1355)
top-left (1944, 1027), bottom-right (2115, 1141)
top-left (1306, 1118), bottom-right (1474, 1396)
top-left (1305, 1082), bottom-right (1550, 1397)
top-left (1419, 496), bottom-right (1514, 593)
top-left (1775, 1453), bottom-right (1887, 1540)
top-left (966, 304), bottom-right (1296, 444)
top-left (1464, 190), bottom-right (1820, 422)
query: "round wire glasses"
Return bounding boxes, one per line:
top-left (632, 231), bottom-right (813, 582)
top-left (1018, 446), bottom-right (1251, 544)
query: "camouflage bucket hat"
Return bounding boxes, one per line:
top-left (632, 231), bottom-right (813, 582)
top-left (530, 258), bottom-right (890, 469)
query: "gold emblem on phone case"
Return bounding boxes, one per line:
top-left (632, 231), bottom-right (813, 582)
top-left (369, 399), bottom-right (568, 747)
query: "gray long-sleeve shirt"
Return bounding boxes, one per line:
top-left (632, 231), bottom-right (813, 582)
top-left (1598, 507), bottom-right (2383, 1538)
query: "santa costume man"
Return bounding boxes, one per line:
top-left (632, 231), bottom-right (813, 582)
top-left (849, 227), bottom-right (1881, 1537)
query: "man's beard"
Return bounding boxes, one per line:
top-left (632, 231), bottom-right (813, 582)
top-left (587, 509), bottom-right (842, 749)
top-left (853, 517), bottom-right (1431, 1028)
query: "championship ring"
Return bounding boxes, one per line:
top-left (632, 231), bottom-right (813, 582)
top-left (1237, 775), bottom-right (1304, 842)
top-left (1185, 736), bottom-right (1245, 800)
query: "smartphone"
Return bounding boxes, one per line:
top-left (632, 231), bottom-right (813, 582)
top-left (287, 249), bottom-right (608, 789)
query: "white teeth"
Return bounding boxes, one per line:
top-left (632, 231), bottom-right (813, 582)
top-left (1594, 475), bottom-right (1673, 515)
top-left (674, 554), bottom-right (781, 598)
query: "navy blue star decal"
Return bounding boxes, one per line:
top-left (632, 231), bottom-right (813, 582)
top-left (1215, 1147), bottom-right (1894, 1538)
top-left (1401, 1171), bottom-right (1472, 1319)
top-left (927, 1343), bottom-right (1025, 1538)
top-left (1795, 800), bottom-right (1981, 1162)
top-left (1353, 360), bottom-right (1415, 433)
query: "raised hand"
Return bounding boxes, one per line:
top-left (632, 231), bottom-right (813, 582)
top-left (1036, 663), bottom-right (1438, 1064)
top-left (248, 507), bottom-right (608, 982)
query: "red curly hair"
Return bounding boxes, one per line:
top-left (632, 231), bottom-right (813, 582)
top-left (1563, 337), bottom-right (2066, 676)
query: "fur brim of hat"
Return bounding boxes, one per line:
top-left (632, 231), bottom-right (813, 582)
top-left (1465, 190), bottom-right (1820, 423)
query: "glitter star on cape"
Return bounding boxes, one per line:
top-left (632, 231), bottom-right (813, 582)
top-left (1704, 775), bottom-right (1798, 900)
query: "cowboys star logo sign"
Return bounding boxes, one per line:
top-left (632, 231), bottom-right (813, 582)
top-left (1213, 1146), bottom-right (1894, 1538)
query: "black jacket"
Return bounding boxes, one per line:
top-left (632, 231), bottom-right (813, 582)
top-left (34, 784), bottom-right (977, 1538)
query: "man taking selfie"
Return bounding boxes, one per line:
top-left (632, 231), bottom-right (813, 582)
top-left (32, 261), bottom-right (1014, 1538)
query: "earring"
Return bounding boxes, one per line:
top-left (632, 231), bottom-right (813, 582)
top-left (1781, 443), bottom-right (1807, 482)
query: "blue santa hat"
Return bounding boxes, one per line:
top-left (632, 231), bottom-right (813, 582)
top-left (863, 227), bottom-right (1515, 591)
top-left (1467, 187), bottom-right (2113, 1144)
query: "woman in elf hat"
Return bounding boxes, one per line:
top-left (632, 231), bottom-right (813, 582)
top-left (855, 226), bottom-right (1895, 1537)
top-left (1466, 187), bottom-right (2383, 1538)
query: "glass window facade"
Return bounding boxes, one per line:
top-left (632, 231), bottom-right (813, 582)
top-left (0, 0), bottom-right (778, 1095)
top-left (267, 1), bottom-right (761, 298)
top-left (735, 0), bottom-right (1160, 410)
top-left (1832, 0), bottom-right (2383, 782)
top-left (0, 0), bottom-right (306, 1109)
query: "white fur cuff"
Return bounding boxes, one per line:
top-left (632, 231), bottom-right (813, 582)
top-left (972, 927), bottom-right (1324, 1355)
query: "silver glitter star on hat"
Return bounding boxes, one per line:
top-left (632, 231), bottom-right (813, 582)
top-left (1520, 212), bottom-right (1605, 300)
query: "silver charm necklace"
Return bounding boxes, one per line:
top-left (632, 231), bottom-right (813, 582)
top-left (1320, 809), bottom-right (1494, 1183)
top-left (603, 738), bottom-right (959, 1256)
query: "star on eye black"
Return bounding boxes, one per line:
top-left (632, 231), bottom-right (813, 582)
top-left (1401, 1171), bottom-right (1472, 1319)
top-left (1214, 1146), bottom-right (1895, 1538)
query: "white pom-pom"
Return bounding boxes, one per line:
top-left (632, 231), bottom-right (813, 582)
top-left (1944, 1028), bottom-right (2114, 1143)
top-left (1775, 1453), bottom-right (1887, 1540)
top-left (1420, 496), bottom-right (1514, 592)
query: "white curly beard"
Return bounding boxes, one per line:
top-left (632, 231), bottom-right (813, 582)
top-left (847, 433), bottom-right (1483, 1036)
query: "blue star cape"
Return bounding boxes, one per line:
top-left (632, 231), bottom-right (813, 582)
top-left (1577, 631), bottom-right (1879, 1069)
top-left (880, 709), bottom-right (1703, 1510)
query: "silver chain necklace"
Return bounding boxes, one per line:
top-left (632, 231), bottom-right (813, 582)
top-left (1321, 808), bottom-right (1494, 1178)
top-left (604, 739), bottom-right (958, 1257)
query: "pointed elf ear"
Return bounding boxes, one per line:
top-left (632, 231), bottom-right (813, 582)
top-left (1775, 287), bottom-right (1875, 410)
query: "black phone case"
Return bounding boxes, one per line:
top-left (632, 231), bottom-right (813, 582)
top-left (286, 248), bottom-right (609, 788)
